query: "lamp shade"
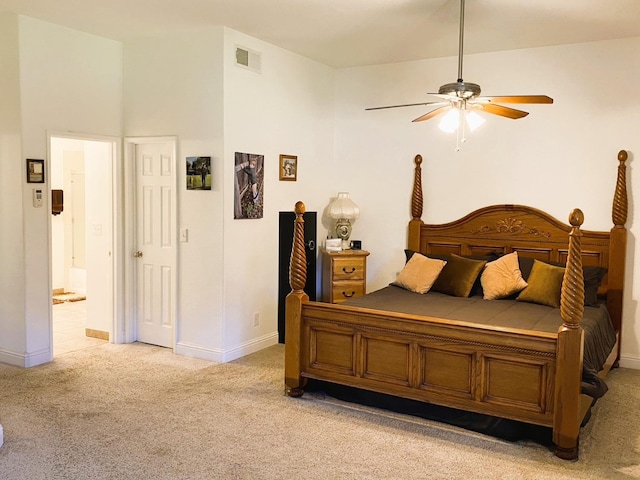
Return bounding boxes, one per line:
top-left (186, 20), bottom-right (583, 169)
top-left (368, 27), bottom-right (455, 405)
top-left (328, 192), bottom-right (359, 220)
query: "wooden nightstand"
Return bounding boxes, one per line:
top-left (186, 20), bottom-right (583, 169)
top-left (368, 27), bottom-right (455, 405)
top-left (322, 249), bottom-right (370, 304)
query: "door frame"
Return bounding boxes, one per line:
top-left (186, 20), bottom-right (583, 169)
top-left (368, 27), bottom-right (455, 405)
top-left (124, 136), bottom-right (178, 346)
top-left (47, 130), bottom-right (122, 346)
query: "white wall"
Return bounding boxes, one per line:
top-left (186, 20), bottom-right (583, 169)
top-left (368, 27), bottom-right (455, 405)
top-left (335, 37), bottom-right (640, 367)
top-left (0, 12), bottom-right (27, 365)
top-left (84, 140), bottom-right (114, 335)
top-left (124, 27), bottom-right (335, 362)
top-left (7, 16), bottom-right (122, 366)
top-left (222, 29), bottom-right (335, 360)
top-left (124, 28), bottom-right (227, 358)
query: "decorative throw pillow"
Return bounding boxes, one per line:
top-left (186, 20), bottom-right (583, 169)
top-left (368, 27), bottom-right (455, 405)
top-left (518, 256), bottom-right (607, 306)
top-left (517, 259), bottom-right (565, 308)
top-left (393, 253), bottom-right (447, 294)
top-left (480, 252), bottom-right (528, 300)
top-left (432, 254), bottom-right (487, 298)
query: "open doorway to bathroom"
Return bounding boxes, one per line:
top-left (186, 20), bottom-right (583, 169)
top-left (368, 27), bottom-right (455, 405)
top-left (49, 134), bottom-right (117, 356)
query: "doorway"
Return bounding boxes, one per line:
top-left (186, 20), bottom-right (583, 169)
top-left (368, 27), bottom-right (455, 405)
top-left (49, 134), bottom-right (118, 356)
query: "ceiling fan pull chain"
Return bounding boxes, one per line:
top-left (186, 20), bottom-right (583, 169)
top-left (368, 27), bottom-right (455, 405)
top-left (457, 0), bottom-right (465, 82)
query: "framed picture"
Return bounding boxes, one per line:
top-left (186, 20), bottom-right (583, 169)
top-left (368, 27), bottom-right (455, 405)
top-left (234, 152), bottom-right (264, 219)
top-left (279, 154), bottom-right (297, 181)
top-left (186, 156), bottom-right (211, 190)
top-left (26, 159), bottom-right (45, 183)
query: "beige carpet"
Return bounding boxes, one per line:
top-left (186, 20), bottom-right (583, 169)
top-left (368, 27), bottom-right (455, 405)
top-left (0, 343), bottom-right (639, 480)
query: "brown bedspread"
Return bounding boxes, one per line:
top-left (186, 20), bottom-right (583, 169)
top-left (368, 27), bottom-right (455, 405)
top-left (344, 285), bottom-right (616, 374)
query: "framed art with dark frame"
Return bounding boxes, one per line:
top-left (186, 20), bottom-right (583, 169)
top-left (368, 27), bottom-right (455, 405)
top-left (279, 154), bottom-right (297, 181)
top-left (26, 159), bottom-right (45, 183)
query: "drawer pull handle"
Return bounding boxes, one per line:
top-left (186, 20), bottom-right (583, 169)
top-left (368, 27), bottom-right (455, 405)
top-left (342, 267), bottom-right (356, 274)
top-left (342, 291), bottom-right (356, 298)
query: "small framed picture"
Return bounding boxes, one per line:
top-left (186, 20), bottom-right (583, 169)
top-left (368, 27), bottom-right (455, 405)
top-left (26, 159), bottom-right (45, 183)
top-left (186, 156), bottom-right (211, 190)
top-left (279, 154), bottom-right (297, 181)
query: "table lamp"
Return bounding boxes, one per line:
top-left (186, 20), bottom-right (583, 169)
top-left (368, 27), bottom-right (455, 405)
top-left (328, 192), bottom-right (360, 249)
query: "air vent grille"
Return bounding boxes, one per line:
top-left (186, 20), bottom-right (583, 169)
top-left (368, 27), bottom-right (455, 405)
top-left (235, 46), bottom-right (262, 74)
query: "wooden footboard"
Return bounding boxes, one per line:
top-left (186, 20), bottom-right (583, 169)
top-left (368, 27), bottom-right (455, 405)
top-left (285, 150), bottom-right (628, 461)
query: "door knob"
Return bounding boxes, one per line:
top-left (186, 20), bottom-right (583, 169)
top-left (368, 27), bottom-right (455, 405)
top-left (133, 251), bottom-right (143, 258)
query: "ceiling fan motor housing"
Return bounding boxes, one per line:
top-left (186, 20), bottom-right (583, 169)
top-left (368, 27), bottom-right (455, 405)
top-left (438, 81), bottom-right (481, 99)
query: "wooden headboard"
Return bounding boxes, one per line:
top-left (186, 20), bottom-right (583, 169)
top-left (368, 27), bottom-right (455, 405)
top-left (407, 150), bottom-right (629, 335)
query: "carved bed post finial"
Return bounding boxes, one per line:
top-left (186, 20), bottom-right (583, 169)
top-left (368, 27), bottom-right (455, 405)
top-left (289, 201), bottom-right (307, 292)
top-left (561, 209), bottom-right (585, 328)
top-left (612, 150), bottom-right (628, 228)
top-left (411, 154), bottom-right (423, 220)
top-left (554, 208), bottom-right (585, 460)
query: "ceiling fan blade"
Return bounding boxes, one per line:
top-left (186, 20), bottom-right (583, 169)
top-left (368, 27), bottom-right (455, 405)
top-left (412, 105), bottom-right (451, 123)
top-left (365, 101), bottom-right (445, 111)
top-left (478, 103), bottom-right (529, 119)
top-left (477, 95), bottom-right (554, 104)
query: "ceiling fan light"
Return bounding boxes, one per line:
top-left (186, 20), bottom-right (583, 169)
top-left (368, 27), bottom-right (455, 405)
top-left (439, 108), bottom-right (460, 133)
top-left (465, 111), bottom-right (485, 132)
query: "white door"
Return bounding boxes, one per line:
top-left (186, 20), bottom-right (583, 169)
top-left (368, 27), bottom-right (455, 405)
top-left (134, 142), bottom-right (176, 348)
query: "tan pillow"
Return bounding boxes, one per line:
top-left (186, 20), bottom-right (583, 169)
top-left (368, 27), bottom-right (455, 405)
top-left (393, 253), bottom-right (447, 294)
top-left (517, 259), bottom-right (565, 308)
top-left (480, 252), bottom-right (528, 300)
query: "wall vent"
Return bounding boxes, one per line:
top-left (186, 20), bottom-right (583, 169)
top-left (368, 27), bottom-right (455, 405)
top-left (235, 45), bottom-right (262, 74)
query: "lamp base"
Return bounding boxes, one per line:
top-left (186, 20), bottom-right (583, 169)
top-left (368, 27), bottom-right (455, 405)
top-left (335, 218), bottom-right (352, 244)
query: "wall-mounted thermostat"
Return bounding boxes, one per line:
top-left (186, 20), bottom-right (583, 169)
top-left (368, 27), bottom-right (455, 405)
top-left (33, 188), bottom-right (43, 207)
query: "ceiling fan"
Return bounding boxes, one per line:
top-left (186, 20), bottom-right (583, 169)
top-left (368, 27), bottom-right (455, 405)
top-left (366, 0), bottom-right (553, 140)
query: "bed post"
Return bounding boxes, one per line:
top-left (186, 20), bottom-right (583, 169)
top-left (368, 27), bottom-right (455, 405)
top-left (554, 208), bottom-right (585, 460)
top-left (607, 150), bottom-right (628, 341)
top-left (408, 154), bottom-right (424, 252)
top-left (284, 201), bottom-right (309, 397)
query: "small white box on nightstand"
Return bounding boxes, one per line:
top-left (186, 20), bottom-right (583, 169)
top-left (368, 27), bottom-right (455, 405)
top-left (325, 238), bottom-right (342, 252)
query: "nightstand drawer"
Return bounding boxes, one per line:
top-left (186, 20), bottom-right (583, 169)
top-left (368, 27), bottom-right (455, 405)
top-left (332, 257), bottom-right (366, 281)
top-left (331, 283), bottom-right (365, 303)
top-left (322, 249), bottom-right (369, 304)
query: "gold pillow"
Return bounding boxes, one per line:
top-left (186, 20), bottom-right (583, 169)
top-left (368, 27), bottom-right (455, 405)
top-left (432, 254), bottom-right (487, 297)
top-left (517, 259), bottom-right (565, 308)
top-left (480, 252), bottom-right (528, 300)
top-left (394, 253), bottom-right (447, 294)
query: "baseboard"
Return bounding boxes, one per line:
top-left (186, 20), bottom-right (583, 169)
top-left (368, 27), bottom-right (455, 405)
top-left (86, 329), bottom-right (109, 341)
top-left (175, 332), bottom-right (279, 363)
top-left (0, 347), bottom-right (51, 367)
top-left (220, 332), bottom-right (279, 363)
top-left (619, 354), bottom-right (640, 370)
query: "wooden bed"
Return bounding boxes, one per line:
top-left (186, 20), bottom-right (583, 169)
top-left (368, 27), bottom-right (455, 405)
top-left (284, 150), bottom-right (628, 460)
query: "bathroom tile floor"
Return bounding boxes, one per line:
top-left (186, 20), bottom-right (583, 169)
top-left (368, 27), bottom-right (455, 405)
top-left (53, 300), bottom-right (107, 356)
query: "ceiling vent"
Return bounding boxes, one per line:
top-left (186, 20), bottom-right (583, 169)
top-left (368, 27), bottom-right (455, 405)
top-left (235, 45), bottom-right (262, 74)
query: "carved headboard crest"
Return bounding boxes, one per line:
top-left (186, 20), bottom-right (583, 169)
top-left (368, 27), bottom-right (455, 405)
top-left (471, 218), bottom-right (551, 238)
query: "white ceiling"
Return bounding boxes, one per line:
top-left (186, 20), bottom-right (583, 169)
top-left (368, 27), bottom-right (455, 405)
top-left (2, 0), bottom-right (640, 68)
